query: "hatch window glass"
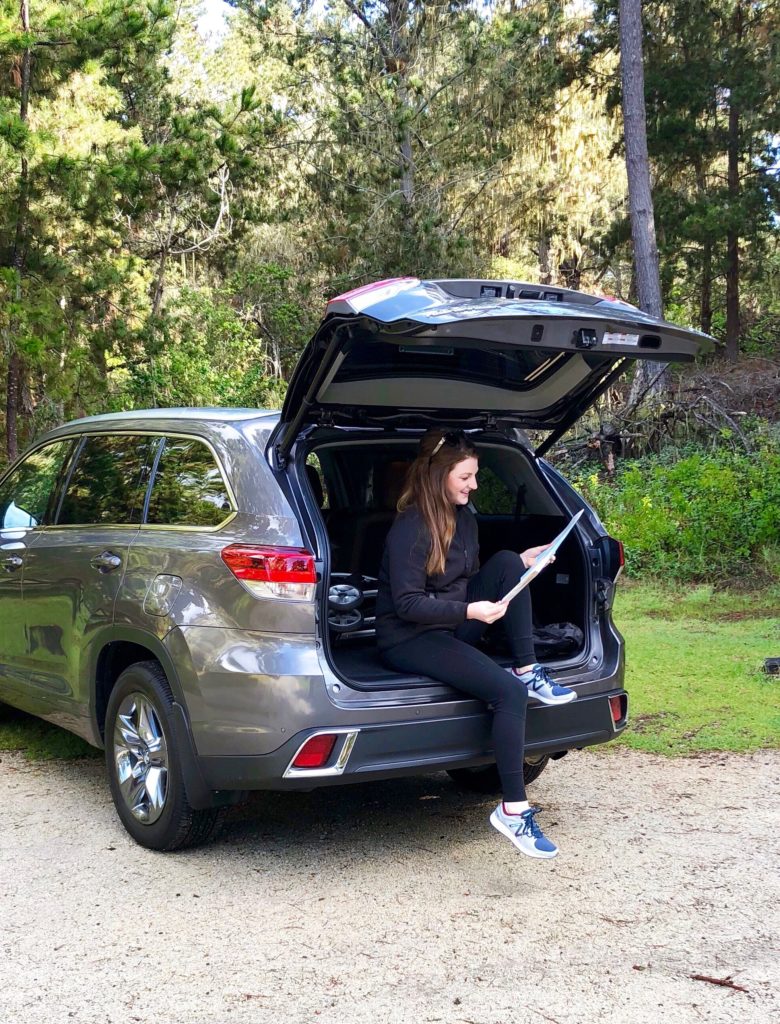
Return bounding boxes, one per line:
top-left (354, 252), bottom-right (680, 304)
top-left (57, 434), bottom-right (155, 526)
top-left (472, 465), bottom-right (514, 515)
top-left (146, 438), bottom-right (232, 527)
top-left (0, 440), bottom-right (75, 529)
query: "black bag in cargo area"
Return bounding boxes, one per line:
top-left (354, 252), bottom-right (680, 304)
top-left (532, 622), bottom-right (584, 657)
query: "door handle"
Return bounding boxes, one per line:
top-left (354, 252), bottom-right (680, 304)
top-left (90, 551), bottom-right (122, 573)
top-left (2, 555), bottom-right (23, 572)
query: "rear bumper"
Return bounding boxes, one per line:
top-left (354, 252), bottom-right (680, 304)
top-left (196, 688), bottom-right (628, 793)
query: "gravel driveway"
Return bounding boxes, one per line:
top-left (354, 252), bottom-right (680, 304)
top-left (1, 746), bottom-right (777, 1024)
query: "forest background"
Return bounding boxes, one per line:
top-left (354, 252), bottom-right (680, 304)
top-left (1, 0), bottom-right (779, 584)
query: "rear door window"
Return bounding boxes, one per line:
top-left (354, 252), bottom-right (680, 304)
top-left (57, 434), bottom-right (156, 526)
top-left (0, 440), bottom-right (76, 529)
top-left (145, 437), bottom-right (232, 528)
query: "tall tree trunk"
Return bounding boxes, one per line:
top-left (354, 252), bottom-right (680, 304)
top-left (387, 0), bottom-right (414, 221)
top-left (6, 0), bottom-right (32, 462)
top-left (700, 241), bottom-right (713, 335)
top-left (725, 95), bottom-right (741, 361)
top-left (619, 0), bottom-right (667, 404)
top-left (538, 230), bottom-right (552, 284)
top-left (694, 158), bottom-right (713, 335)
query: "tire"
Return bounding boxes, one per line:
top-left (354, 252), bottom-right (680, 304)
top-left (105, 660), bottom-right (224, 851)
top-left (447, 755), bottom-right (550, 794)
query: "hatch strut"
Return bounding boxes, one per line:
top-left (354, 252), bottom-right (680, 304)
top-left (534, 359), bottom-right (630, 459)
top-left (272, 323), bottom-right (348, 470)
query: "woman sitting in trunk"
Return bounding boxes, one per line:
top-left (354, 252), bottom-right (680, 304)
top-left (375, 429), bottom-right (577, 859)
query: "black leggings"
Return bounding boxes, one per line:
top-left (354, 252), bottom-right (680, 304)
top-left (381, 550), bottom-right (535, 802)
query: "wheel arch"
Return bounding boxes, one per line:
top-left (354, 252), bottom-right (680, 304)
top-left (89, 627), bottom-right (187, 746)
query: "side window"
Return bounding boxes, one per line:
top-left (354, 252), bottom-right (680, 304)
top-left (146, 438), bottom-right (232, 528)
top-left (0, 440), bottom-right (75, 529)
top-left (473, 465), bottom-right (515, 515)
top-left (305, 453), bottom-right (328, 510)
top-left (57, 435), bottom-right (155, 526)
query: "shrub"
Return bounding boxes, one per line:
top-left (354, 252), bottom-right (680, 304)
top-left (572, 444), bottom-right (780, 582)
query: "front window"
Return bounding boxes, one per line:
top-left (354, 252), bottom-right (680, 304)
top-left (0, 440), bottom-right (75, 529)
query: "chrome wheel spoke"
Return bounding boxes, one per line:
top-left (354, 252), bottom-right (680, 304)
top-left (136, 699), bottom-right (157, 746)
top-left (116, 712), bottom-right (141, 749)
top-left (144, 766), bottom-right (167, 814)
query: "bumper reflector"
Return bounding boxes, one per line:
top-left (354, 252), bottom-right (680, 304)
top-left (292, 733), bottom-right (338, 769)
top-left (609, 694), bottom-right (627, 724)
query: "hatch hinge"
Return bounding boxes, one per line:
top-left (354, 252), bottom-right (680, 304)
top-left (595, 577), bottom-right (614, 610)
top-left (272, 323), bottom-right (349, 470)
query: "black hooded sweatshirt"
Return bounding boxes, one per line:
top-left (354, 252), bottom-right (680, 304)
top-left (375, 504), bottom-right (480, 652)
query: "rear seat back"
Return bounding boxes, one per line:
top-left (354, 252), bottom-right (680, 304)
top-left (328, 459), bottom-right (409, 576)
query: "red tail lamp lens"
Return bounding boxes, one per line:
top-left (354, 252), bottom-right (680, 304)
top-left (292, 734), bottom-right (337, 769)
top-left (617, 541), bottom-right (625, 568)
top-left (221, 545), bottom-right (316, 584)
top-left (609, 695), bottom-right (626, 724)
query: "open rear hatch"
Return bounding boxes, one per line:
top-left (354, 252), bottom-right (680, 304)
top-left (270, 277), bottom-right (714, 466)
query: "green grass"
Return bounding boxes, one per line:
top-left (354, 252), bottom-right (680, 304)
top-left (612, 581), bottom-right (780, 755)
top-left (0, 706), bottom-right (100, 760)
top-left (1, 582), bottom-right (778, 761)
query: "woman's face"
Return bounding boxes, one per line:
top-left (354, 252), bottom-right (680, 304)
top-left (445, 456), bottom-right (479, 505)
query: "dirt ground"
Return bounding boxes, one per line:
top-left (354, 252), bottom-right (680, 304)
top-left (0, 746), bottom-right (777, 1024)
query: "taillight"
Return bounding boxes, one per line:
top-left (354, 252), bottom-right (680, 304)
top-left (221, 545), bottom-right (316, 601)
top-left (292, 733), bottom-right (337, 769)
top-left (603, 536), bottom-right (624, 581)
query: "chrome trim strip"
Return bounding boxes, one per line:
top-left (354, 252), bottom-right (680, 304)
top-left (283, 728), bottom-right (361, 779)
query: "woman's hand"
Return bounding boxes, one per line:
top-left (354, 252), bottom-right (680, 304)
top-left (520, 544), bottom-right (555, 569)
top-left (467, 600), bottom-right (508, 624)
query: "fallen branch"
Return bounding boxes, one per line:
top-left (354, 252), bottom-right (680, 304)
top-left (689, 973), bottom-right (749, 993)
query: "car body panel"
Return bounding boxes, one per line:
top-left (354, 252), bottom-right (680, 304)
top-left (20, 527), bottom-right (139, 716)
top-left (0, 525), bottom-right (37, 708)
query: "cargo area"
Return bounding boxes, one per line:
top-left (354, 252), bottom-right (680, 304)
top-left (302, 434), bottom-right (591, 691)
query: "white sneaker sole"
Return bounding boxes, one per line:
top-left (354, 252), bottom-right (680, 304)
top-left (527, 689), bottom-right (577, 706)
top-left (489, 810), bottom-right (559, 859)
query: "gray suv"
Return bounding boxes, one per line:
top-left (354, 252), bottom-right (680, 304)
top-left (0, 277), bottom-right (711, 849)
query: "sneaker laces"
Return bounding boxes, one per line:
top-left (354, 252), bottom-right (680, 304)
top-left (526, 665), bottom-right (549, 690)
top-left (513, 806), bottom-right (543, 839)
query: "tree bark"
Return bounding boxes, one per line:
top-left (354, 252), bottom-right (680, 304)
top-left (6, 0), bottom-right (32, 462)
top-left (538, 231), bottom-right (552, 284)
top-left (386, 0), bottom-right (414, 218)
top-left (619, 0), bottom-right (667, 403)
top-left (700, 241), bottom-right (713, 336)
top-left (725, 89), bottom-right (741, 360)
top-left (693, 158), bottom-right (713, 335)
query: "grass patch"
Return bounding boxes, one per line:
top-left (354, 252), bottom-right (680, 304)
top-left (612, 581), bottom-right (780, 755)
top-left (0, 705), bottom-right (100, 761)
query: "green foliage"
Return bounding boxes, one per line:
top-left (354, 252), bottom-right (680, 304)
top-left (113, 285), bottom-right (288, 410)
top-left (573, 444), bottom-right (780, 582)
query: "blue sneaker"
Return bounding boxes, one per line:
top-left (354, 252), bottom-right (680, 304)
top-left (490, 804), bottom-right (558, 859)
top-left (510, 664), bottom-right (577, 706)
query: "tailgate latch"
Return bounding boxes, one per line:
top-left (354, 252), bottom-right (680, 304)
top-left (575, 328), bottom-right (598, 349)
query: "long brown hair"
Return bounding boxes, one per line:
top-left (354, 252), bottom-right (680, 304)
top-left (397, 429), bottom-right (478, 576)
